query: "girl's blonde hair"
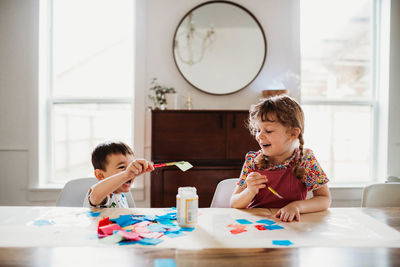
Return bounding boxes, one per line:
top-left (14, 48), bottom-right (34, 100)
top-left (248, 95), bottom-right (305, 180)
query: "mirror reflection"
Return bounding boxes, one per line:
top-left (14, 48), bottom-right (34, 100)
top-left (173, 1), bottom-right (267, 95)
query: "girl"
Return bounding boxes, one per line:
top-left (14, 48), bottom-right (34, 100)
top-left (230, 95), bottom-right (331, 222)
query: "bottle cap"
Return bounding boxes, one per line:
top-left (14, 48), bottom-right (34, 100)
top-left (178, 187), bottom-right (197, 195)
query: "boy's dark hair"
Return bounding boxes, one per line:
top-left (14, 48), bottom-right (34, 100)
top-left (91, 141), bottom-right (134, 170)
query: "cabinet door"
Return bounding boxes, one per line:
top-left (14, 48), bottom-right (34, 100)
top-left (227, 112), bottom-right (260, 160)
top-left (152, 111), bottom-right (226, 161)
top-left (151, 166), bottom-right (241, 207)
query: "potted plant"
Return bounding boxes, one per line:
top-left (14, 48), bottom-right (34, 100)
top-left (148, 78), bottom-right (176, 110)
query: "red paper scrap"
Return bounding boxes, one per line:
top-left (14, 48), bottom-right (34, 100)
top-left (254, 225), bottom-right (268, 231)
top-left (230, 228), bottom-right (247, 235)
top-left (98, 224), bottom-right (123, 236)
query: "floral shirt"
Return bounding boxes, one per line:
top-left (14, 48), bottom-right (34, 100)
top-left (83, 187), bottom-right (129, 208)
top-left (238, 148), bottom-right (329, 191)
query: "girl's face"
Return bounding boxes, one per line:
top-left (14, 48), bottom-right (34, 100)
top-left (255, 116), bottom-right (299, 165)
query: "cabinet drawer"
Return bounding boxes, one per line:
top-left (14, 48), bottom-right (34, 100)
top-left (226, 112), bottom-right (259, 160)
top-left (152, 111), bottom-right (226, 161)
top-left (151, 166), bottom-right (241, 207)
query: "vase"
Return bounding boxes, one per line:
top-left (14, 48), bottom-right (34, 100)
top-left (165, 93), bottom-right (179, 109)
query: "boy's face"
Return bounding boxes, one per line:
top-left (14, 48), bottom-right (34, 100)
top-left (97, 153), bottom-right (134, 193)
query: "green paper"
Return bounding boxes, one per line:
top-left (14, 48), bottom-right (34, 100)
top-left (175, 161), bottom-right (193, 171)
top-left (100, 234), bottom-right (124, 244)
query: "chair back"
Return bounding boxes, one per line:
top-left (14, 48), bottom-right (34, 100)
top-left (56, 177), bottom-right (135, 207)
top-left (361, 183), bottom-right (400, 207)
top-left (387, 176), bottom-right (400, 183)
top-left (210, 178), bottom-right (239, 208)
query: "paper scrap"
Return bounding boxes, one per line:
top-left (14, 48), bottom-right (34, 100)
top-left (230, 228), bottom-right (247, 235)
top-left (180, 227), bottom-right (195, 232)
top-left (272, 240), bottom-right (293, 246)
top-left (140, 232), bottom-right (164, 239)
top-left (264, 225), bottom-right (284, 230)
top-left (235, 219), bottom-right (253, 225)
top-left (100, 234), bottom-right (124, 244)
top-left (33, 219), bottom-right (55, 226)
top-left (154, 259), bottom-right (177, 267)
top-left (138, 238), bottom-right (164, 245)
top-left (88, 211), bottom-right (101, 217)
top-left (117, 230), bottom-right (141, 240)
top-left (119, 240), bottom-right (139, 246)
top-left (256, 219), bottom-right (276, 225)
top-left (165, 232), bottom-right (187, 238)
top-left (175, 161), bottom-right (193, 171)
top-left (254, 225), bottom-right (268, 231)
top-left (99, 224), bottom-right (123, 236)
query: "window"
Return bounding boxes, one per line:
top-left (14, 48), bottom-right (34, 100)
top-left (300, 0), bottom-right (377, 184)
top-left (39, 0), bottom-right (134, 185)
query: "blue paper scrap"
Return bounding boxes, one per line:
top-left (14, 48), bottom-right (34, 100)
top-left (180, 227), bottom-right (195, 232)
top-left (110, 215), bottom-right (143, 227)
top-left (138, 238), bottom-right (164, 245)
top-left (272, 240), bottom-right (293, 246)
top-left (147, 224), bottom-right (167, 232)
top-left (119, 240), bottom-right (139, 246)
top-left (164, 232), bottom-right (187, 238)
top-left (154, 259), bottom-right (177, 267)
top-left (236, 219), bottom-right (253, 225)
top-left (33, 219), bottom-right (55, 226)
top-left (88, 211), bottom-right (101, 217)
top-left (265, 225), bottom-right (284, 230)
top-left (256, 219), bottom-right (276, 225)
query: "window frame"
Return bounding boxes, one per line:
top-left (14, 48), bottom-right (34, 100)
top-left (299, 0), bottom-right (386, 185)
top-left (38, 0), bottom-right (136, 187)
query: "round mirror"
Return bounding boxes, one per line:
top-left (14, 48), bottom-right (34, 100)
top-left (173, 1), bottom-right (267, 95)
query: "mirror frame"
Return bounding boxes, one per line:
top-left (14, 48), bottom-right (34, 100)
top-left (172, 0), bottom-right (267, 95)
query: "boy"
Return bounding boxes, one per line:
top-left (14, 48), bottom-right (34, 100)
top-left (83, 141), bottom-right (154, 208)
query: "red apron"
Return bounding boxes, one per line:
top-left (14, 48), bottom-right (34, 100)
top-left (247, 166), bottom-right (308, 208)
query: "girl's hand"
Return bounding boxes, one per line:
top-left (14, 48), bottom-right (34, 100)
top-left (275, 202), bottom-right (300, 222)
top-left (125, 159), bottom-right (154, 179)
top-left (245, 172), bottom-right (268, 194)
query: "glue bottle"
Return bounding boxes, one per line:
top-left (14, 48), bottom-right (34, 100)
top-left (176, 187), bottom-right (198, 227)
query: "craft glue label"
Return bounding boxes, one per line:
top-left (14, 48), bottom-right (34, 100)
top-left (176, 187), bottom-right (198, 227)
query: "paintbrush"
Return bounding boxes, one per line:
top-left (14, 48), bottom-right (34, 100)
top-left (266, 184), bottom-right (283, 199)
top-left (153, 161), bottom-right (193, 172)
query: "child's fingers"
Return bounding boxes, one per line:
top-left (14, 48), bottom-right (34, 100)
top-left (274, 209), bottom-right (281, 218)
top-left (288, 213), bottom-right (295, 222)
top-left (147, 162), bottom-right (154, 171)
top-left (258, 184), bottom-right (266, 189)
top-left (132, 161), bottom-right (143, 174)
top-left (295, 213), bottom-right (300, 222)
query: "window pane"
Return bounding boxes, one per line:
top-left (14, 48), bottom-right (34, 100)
top-left (52, 0), bottom-right (133, 98)
top-left (52, 104), bottom-right (132, 184)
top-left (303, 105), bottom-right (372, 183)
top-left (300, 0), bottom-right (372, 100)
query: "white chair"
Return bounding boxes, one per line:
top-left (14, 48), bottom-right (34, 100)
top-left (210, 178), bottom-right (239, 208)
top-left (361, 183), bottom-right (400, 207)
top-left (56, 177), bottom-right (135, 207)
top-left (387, 176), bottom-right (400, 183)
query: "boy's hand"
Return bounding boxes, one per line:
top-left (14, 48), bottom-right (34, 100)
top-left (125, 159), bottom-right (154, 179)
top-left (275, 202), bottom-right (300, 222)
top-left (245, 172), bottom-right (268, 194)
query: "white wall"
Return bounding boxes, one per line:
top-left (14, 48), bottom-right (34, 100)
top-left (387, 0), bottom-right (400, 176)
top-left (0, 0), bottom-right (38, 205)
top-left (0, 0), bottom-right (399, 207)
top-left (138, 0), bottom-right (300, 207)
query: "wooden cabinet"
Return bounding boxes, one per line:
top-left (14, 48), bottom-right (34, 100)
top-left (151, 110), bottom-right (259, 207)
